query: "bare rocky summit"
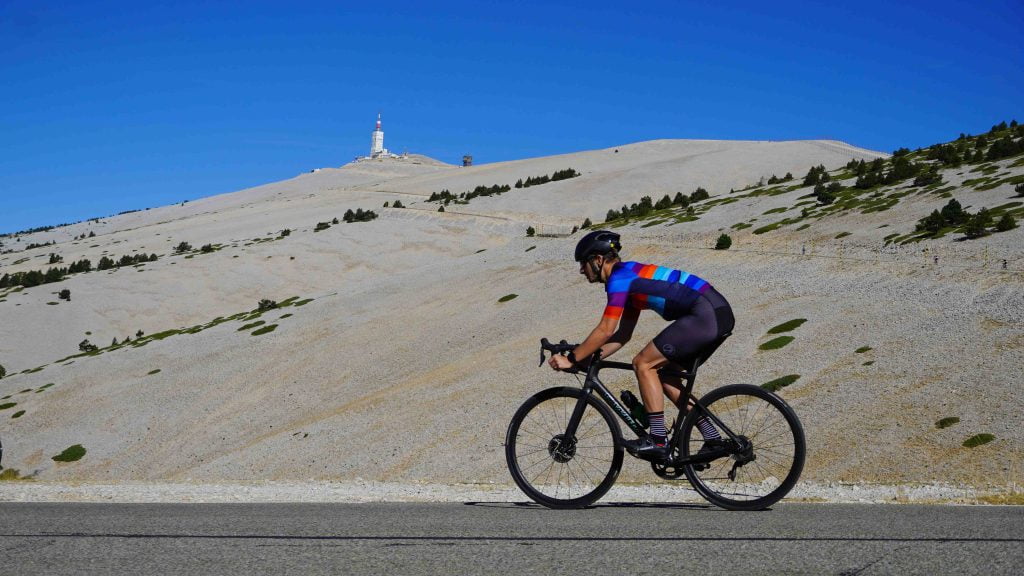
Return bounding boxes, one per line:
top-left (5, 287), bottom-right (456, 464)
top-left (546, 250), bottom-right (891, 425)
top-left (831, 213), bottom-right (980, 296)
top-left (0, 134), bottom-right (1021, 499)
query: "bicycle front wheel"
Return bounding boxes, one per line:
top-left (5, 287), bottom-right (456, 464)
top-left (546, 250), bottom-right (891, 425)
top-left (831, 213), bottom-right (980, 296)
top-left (505, 386), bottom-right (623, 509)
top-left (681, 384), bottom-right (805, 510)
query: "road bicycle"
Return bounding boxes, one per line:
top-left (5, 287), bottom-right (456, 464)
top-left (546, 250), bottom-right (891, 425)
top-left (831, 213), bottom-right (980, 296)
top-left (505, 337), bottom-right (805, 510)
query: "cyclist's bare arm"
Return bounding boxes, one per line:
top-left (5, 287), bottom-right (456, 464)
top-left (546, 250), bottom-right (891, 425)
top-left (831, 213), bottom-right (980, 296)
top-left (574, 306), bottom-right (639, 360)
top-left (597, 306), bottom-right (640, 359)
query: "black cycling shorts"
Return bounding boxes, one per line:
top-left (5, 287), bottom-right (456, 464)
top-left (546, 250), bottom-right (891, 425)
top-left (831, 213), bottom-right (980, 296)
top-left (652, 287), bottom-right (734, 366)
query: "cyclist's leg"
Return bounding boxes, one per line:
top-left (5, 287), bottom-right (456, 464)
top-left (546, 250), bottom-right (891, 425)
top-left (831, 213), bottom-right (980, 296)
top-left (624, 342), bottom-right (673, 457)
top-left (632, 341), bottom-right (671, 413)
top-left (660, 369), bottom-right (685, 407)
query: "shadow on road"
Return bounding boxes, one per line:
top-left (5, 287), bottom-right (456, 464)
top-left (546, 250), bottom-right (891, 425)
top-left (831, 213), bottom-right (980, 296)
top-left (463, 501), bottom-right (718, 511)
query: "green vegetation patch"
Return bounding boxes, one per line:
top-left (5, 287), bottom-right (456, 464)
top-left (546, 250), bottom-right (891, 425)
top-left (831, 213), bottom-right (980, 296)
top-left (238, 320), bottom-right (266, 331)
top-left (525, 246), bottom-right (536, 252)
top-left (279, 313), bottom-right (293, 319)
top-left (0, 469), bottom-right (28, 481)
top-left (761, 374), bottom-right (800, 392)
top-left (935, 417), bottom-right (960, 429)
top-left (975, 173), bottom-right (1024, 191)
top-left (862, 361), bottom-right (875, 366)
top-left (763, 206), bottom-right (788, 215)
top-left (11, 410), bottom-right (25, 419)
top-left (498, 294), bottom-right (518, 303)
top-left (52, 444), bottom-right (87, 462)
top-left (962, 433), bottom-right (995, 448)
top-left (293, 298), bottom-right (314, 307)
top-left (834, 232), bottom-right (851, 239)
top-left (251, 324), bottom-right (278, 336)
top-left (147, 369), bottom-right (161, 375)
top-left (758, 336), bottom-right (794, 351)
top-left (36, 383), bottom-right (55, 392)
top-left (0, 402), bottom-right (16, 410)
top-left (860, 196), bottom-right (900, 214)
top-left (855, 346), bottom-right (872, 353)
top-left (767, 318), bottom-right (806, 334)
top-left (752, 222), bottom-right (783, 235)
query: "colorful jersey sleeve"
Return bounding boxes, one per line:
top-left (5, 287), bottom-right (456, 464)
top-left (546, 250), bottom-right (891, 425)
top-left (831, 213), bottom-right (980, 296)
top-left (603, 261), bottom-right (711, 321)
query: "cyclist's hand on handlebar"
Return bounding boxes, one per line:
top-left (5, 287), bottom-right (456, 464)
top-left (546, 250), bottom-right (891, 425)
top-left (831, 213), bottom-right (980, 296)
top-left (548, 354), bottom-right (575, 371)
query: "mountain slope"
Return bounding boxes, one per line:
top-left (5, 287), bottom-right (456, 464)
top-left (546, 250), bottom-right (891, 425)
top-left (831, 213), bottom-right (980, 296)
top-left (0, 133), bottom-right (1021, 489)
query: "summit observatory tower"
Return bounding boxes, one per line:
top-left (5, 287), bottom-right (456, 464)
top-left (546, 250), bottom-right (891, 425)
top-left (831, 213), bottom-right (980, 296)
top-left (370, 113), bottom-right (386, 158)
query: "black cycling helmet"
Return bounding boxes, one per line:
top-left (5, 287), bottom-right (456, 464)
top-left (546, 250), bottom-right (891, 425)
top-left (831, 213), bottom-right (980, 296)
top-left (574, 230), bottom-right (621, 262)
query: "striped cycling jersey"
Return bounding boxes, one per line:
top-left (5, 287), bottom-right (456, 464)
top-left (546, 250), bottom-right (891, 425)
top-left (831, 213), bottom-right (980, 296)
top-left (603, 261), bottom-right (712, 321)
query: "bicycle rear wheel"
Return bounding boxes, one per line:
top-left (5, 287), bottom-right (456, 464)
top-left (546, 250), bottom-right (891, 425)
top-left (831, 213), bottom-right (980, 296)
top-left (680, 384), bottom-right (805, 510)
top-left (505, 386), bottom-right (623, 509)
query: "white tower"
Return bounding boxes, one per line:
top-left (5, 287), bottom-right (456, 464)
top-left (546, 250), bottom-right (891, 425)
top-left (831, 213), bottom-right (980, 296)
top-left (370, 113), bottom-right (385, 157)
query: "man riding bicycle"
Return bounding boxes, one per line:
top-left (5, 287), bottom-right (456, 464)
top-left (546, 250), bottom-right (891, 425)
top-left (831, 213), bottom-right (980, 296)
top-left (548, 230), bottom-right (735, 460)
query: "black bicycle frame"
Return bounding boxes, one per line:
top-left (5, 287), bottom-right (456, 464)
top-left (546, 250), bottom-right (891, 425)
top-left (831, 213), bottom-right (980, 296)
top-left (561, 351), bottom-right (742, 463)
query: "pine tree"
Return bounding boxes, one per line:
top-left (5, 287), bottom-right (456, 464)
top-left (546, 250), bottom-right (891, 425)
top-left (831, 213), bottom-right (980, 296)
top-left (995, 213), bottom-right (1017, 232)
top-left (915, 210), bottom-right (945, 235)
top-left (963, 208), bottom-right (993, 238)
top-left (940, 199), bottom-right (968, 225)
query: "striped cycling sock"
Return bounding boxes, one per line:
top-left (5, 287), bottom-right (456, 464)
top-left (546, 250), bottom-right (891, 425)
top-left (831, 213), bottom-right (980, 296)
top-left (648, 412), bottom-right (667, 444)
top-left (696, 415), bottom-right (721, 440)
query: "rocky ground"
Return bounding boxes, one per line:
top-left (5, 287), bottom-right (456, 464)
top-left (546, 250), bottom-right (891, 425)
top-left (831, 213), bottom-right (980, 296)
top-left (1, 134), bottom-right (1021, 501)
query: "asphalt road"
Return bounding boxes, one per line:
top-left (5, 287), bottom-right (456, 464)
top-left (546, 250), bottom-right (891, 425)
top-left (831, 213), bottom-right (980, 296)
top-left (0, 502), bottom-right (1021, 575)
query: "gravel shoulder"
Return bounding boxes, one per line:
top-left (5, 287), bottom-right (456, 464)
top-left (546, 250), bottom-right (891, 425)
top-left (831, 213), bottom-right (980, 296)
top-left (0, 480), bottom-right (1013, 505)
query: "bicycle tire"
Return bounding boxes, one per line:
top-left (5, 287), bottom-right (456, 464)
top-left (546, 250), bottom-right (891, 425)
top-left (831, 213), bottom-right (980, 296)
top-left (680, 384), bottom-right (805, 510)
top-left (505, 386), bottom-right (624, 509)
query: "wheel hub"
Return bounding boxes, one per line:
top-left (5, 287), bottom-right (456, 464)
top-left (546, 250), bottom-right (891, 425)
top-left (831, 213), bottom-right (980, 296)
top-left (548, 434), bottom-right (577, 463)
top-left (732, 436), bottom-right (755, 464)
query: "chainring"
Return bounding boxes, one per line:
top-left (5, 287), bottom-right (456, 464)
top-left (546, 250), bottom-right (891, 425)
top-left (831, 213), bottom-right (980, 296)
top-left (650, 445), bottom-right (685, 479)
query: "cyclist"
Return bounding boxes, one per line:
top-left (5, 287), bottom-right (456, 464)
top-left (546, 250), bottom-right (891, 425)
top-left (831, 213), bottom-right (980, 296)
top-left (548, 230), bottom-right (735, 460)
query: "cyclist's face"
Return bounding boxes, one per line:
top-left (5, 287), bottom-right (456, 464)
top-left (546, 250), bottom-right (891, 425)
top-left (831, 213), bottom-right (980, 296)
top-left (580, 256), bottom-right (603, 283)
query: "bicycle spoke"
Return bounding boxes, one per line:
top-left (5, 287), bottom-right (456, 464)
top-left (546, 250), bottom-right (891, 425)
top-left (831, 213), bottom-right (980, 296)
top-left (507, 389), bottom-right (625, 508)
top-left (524, 412), bottom-right (559, 440)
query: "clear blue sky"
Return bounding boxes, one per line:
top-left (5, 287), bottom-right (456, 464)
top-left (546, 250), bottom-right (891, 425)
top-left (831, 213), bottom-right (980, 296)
top-left (2, 0), bottom-right (1021, 234)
